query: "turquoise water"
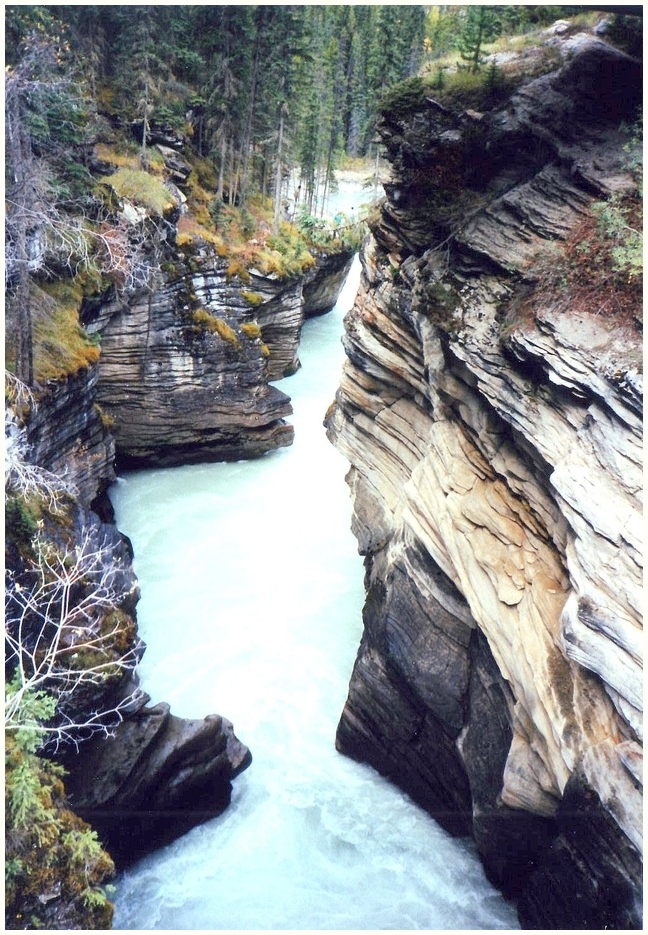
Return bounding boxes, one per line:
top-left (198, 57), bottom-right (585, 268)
top-left (110, 260), bottom-right (519, 931)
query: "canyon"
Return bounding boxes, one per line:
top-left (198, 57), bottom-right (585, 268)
top-left (7, 18), bottom-right (642, 931)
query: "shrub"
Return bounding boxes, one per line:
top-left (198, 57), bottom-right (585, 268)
top-left (592, 193), bottom-right (642, 282)
top-left (379, 76), bottom-right (426, 119)
top-left (5, 494), bottom-right (38, 553)
top-left (226, 260), bottom-right (251, 284)
top-left (5, 729), bottom-right (115, 929)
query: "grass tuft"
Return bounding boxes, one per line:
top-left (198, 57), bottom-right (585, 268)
top-left (99, 168), bottom-right (176, 216)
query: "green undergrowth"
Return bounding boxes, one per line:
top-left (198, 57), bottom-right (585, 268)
top-left (99, 167), bottom-right (177, 216)
top-left (5, 696), bottom-right (115, 930)
top-left (19, 281), bottom-right (101, 384)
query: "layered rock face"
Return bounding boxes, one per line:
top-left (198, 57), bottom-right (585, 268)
top-left (303, 248), bottom-right (355, 318)
top-left (85, 216), bottom-right (353, 469)
top-left (24, 366), bottom-right (116, 508)
top-left (86, 251), bottom-right (296, 468)
top-left (326, 34), bottom-right (642, 928)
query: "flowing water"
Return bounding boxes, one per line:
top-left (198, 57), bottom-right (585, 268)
top-left (111, 259), bottom-right (519, 930)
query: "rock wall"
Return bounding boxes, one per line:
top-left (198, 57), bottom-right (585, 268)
top-left (84, 237), bottom-right (353, 468)
top-left (12, 175), bottom-right (354, 883)
top-left (64, 699), bottom-right (251, 868)
top-left (85, 251), bottom-right (295, 468)
top-left (326, 32), bottom-right (642, 929)
top-left (303, 249), bottom-right (355, 318)
top-left (24, 366), bottom-right (116, 508)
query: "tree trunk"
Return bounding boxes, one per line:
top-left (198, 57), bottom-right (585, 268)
top-left (6, 89), bottom-right (35, 385)
top-left (239, 12), bottom-right (264, 209)
top-left (273, 103), bottom-right (287, 234)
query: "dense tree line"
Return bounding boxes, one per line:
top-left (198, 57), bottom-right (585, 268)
top-left (6, 5), bottom-right (426, 212)
top-left (6, 4), bottom-right (621, 386)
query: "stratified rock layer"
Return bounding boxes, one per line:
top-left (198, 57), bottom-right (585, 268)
top-left (86, 235), bottom-right (354, 467)
top-left (24, 366), bottom-right (116, 508)
top-left (326, 32), bottom-right (642, 929)
top-left (86, 250), bottom-right (296, 468)
top-left (303, 249), bottom-right (355, 318)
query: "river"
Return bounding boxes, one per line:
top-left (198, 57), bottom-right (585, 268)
top-left (110, 258), bottom-right (519, 930)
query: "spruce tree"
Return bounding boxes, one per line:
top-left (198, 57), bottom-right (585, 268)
top-left (457, 6), bottom-right (501, 73)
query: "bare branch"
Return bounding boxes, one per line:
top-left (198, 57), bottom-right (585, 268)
top-left (5, 372), bottom-right (78, 510)
top-left (5, 527), bottom-right (144, 751)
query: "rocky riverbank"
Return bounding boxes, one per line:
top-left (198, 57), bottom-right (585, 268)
top-left (7, 137), bottom-right (355, 925)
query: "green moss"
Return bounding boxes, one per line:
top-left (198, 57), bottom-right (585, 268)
top-left (31, 281), bottom-right (102, 383)
top-left (241, 321), bottom-right (262, 339)
top-left (99, 168), bottom-right (176, 216)
top-left (192, 309), bottom-right (241, 348)
top-left (241, 290), bottom-right (264, 307)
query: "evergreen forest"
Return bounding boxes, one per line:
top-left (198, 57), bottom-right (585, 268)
top-left (5, 3), bottom-right (597, 387)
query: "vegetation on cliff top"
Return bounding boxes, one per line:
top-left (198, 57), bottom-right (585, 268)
top-left (7, 5), bottom-right (396, 388)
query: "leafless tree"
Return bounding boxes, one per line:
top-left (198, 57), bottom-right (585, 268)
top-left (5, 373), bottom-right (144, 750)
top-left (5, 528), bottom-right (144, 752)
top-left (5, 32), bottom-right (159, 385)
top-left (5, 372), bottom-right (78, 510)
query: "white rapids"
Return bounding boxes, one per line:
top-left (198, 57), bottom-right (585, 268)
top-left (110, 258), bottom-right (519, 931)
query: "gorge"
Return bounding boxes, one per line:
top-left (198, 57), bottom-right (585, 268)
top-left (324, 26), bottom-right (643, 931)
top-left (5, 8), bottom-right (642, 932)
top-left (109, 263), bottom-right (518, 930)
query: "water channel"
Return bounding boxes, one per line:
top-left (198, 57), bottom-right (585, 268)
top-left (111, 258), bottom-right (519, 930)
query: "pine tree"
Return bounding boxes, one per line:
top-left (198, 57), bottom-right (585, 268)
top-left (457, 6), bottom-right (502, 73)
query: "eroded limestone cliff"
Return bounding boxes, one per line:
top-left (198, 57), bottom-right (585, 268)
top-left (326, 30), bottom-right (642, 929)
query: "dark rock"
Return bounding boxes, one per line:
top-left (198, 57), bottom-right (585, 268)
top-left (131, 120), bottom-right (185, 150)
top-left (65, 702), bottom-right (252, 868)
top-left (303, 248), bottom-right (355, 317)
top-left (336, 553), bottom-right (474, 837)
top-left (461, 630), bottom-right (558, 898)
top-left (24, 366), bottom-right (116, 508)
top-left (518, 765), bottom-right (642, 929)
top-left (156, 144), bottom-right (192, 183)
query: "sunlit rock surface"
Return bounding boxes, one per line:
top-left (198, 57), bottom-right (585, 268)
top-left (326, 32), bottom-right (642, 928)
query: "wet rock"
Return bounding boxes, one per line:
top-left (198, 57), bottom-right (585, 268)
top-left (65, 701), bottom-right (252, 868)
top-left (303, 248), bottom-right (355, 318)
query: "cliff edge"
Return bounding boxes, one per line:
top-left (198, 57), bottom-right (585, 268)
top-left (326, 26), bottom-right (642, 929)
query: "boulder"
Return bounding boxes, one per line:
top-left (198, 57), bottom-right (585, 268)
top-left (64, 700), bottom-right (251, 868)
